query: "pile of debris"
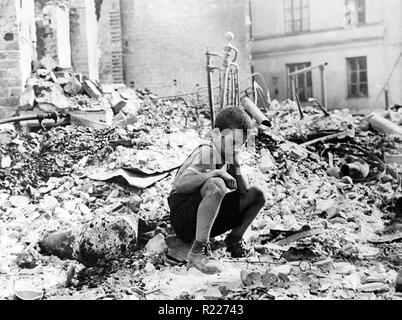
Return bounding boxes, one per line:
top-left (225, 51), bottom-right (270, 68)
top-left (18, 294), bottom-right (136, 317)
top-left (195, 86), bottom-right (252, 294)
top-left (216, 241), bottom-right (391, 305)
top-left (2, 65), bottom-right (402, 300)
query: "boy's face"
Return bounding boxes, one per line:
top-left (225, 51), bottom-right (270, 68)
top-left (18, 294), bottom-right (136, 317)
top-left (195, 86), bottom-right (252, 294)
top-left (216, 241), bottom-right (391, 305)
top-left (215, 128), bottom-right (250, 161)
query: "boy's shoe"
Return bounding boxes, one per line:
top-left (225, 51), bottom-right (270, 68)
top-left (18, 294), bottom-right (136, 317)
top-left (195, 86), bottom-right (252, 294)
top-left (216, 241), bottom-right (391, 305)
top-left (224, 235), bottom-right (249, 258)
top-left (187, 241), bottom-right (223, 275)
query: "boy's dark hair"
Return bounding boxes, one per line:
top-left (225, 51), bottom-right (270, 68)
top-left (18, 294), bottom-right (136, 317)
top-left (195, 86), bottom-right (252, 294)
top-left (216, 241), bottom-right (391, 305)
top-left (214, 106), bottom-right (254, 133)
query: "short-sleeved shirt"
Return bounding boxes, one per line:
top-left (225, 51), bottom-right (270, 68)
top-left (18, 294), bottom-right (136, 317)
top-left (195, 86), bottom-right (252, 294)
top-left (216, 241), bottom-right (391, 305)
top-left (170, 140), bottom-right (228, 195)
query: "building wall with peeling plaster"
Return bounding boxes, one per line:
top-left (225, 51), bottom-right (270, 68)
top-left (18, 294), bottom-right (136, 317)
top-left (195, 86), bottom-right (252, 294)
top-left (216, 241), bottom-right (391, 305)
top-left (251, 0), bottom-right (402, 114)
top-left (96, 0), bottom-right (124, 85)
top-left (118, 0), bottom-right (251, 97)
top-left (35, 0), bottom-right (72, 69)
top-left (69, 0), bottom-right (99, 81)
top-left (0, 0), bottom-right (36, 115)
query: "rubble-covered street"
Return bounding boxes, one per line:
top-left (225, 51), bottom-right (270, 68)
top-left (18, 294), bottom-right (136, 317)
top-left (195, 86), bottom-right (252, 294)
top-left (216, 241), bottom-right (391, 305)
top-left (1, 67), bottom-right (402, 301)
top-left (2, 0), bottom-right (402, 306)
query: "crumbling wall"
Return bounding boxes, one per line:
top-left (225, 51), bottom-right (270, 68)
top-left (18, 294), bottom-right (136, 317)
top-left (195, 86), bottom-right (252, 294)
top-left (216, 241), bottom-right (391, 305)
top-left (0, 0), bottom-right (36, 117)
top-left (69, 0), bottom-right (99, 81)
top-left (34, 0), bottom-right (72, 69)
top-left (97, 0), bottom-right (124, 84)
top-left (120, 0), bottom-right (251, 96)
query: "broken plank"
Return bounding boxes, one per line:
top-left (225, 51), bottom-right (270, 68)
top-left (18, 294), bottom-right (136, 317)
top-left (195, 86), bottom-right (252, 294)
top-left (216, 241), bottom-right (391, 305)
top-left (368, 232), bottom-right (402, 244)
top-left (274, 228), bottom-right (324, 246)
top-left (301, 129), bottom-right (355, 147)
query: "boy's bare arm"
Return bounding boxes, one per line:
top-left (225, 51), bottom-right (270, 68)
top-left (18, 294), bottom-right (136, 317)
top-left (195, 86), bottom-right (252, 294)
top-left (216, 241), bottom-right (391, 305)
top-left (175, 165), bottom-right (237, 194)
top-left (231, 159), bottom-right (249, 195)
top-left (174, 165), bottom-right (215, 194)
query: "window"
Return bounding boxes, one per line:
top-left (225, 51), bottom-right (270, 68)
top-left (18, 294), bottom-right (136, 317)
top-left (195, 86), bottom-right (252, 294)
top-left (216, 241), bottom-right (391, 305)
top-left (347, 57), bottom-right (368, 98)
top-left (285, 0), bottom-right (310, 34)
top-left (287, 62), bottom-right (313, 102)
top-left (344, 0), bottom-right (366, 26)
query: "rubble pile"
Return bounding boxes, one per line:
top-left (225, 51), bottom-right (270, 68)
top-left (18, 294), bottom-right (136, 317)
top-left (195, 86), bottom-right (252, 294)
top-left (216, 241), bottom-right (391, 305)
top-left (267, 100), bottom-right (356, 142)
top-left (2, 66), bottom-right (402, 300)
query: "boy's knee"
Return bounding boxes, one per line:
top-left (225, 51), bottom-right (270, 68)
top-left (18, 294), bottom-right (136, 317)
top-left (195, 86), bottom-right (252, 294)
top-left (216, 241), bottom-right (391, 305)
top-left (249, 186), bottom-right (266, 206)
top-left (202, 178), bottom-right (227, 198)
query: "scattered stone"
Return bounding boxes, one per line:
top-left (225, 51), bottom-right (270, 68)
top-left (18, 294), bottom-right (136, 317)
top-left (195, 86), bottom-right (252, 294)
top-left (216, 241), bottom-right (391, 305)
top-left (82, 80), bottom-right (102, 99)
top-left (279, 142), bottom-right (308, 160)
top-left (107, 189), bottom-right (120, 200)
top-left (15, 252), bottom-right (37, 269)
top-left (112, 100), bottom-right (128, 115)
top-left (316, 199), bottom-right (336, 214)
top-left (40, 195), bottom-right (60, 213)
top-left (145, 233), bottom-right (168, 255)
top-left (282, 247), bottom-right (317, 262)
top-left (76, 215), bottom-right (138, 266)
top-left (64, 76), bottom-right (83, 95)
top-left (36, 68), bottom-right (50, 78)
top-left (39, 230), bottom-right (76, 260)
top-left (9, 195), bottom-right (30, 208)
top-left (271, 264), bottom-right (292, 275)
top-left (260, 149), bottom-right (276, 173)
top-left (240, 270), bottom-right (263, 287)
top-left (1, 155), bottom-right (11, 168)
top-left (19, 87), bottom-right (35, 110)
top-left (310, 279), bottom-right (330, 295)
top-left (327, 166), bottom-right (341, 179)
top-left (64, 265), bottom-right (76, 288)
top-left (128, 195), bottom-right (143, 212)
top-left (144, 262), bottom-right (156, 273)
top-left (40, 56), bottom-right (57, 71)
top-left (333, 262), bottom-right (356, 275)
top-left (341, 176), bottom-right (354, 185)
top-left (364, 274), bottom-right (388, 284)
top-left (358, 283), bottom-right (390, 294)
top-left (54, 72), bottom-right (71, 85)
top-left (204, 286), bottom-right (223, 300)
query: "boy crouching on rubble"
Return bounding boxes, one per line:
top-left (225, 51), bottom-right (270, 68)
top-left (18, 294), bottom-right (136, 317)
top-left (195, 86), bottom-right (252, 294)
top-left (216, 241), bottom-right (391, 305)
top-left (168, 106), bottom-right (266, 275)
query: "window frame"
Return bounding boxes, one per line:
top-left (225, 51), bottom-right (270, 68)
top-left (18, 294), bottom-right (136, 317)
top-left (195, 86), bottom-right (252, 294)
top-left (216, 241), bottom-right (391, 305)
top-left (284, 0), bottom-right (310, 34)
top-left (346, 56), bottom-right (368, 99)
top-left (356, 0), bottom-right (366, 24)
top-left (345, 0), bottom-right (366, 26)
top-left (286, 62), bottom-right (313, 102)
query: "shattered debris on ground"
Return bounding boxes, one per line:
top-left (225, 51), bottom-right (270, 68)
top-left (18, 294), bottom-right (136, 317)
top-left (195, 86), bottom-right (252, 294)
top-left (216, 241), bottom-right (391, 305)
top-left (2, 69), bottom-right (402, 300)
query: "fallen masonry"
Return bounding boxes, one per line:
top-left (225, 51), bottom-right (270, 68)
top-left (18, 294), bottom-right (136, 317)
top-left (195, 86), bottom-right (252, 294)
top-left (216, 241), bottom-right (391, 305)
top-left (2, 70), bottom-right (402, 300)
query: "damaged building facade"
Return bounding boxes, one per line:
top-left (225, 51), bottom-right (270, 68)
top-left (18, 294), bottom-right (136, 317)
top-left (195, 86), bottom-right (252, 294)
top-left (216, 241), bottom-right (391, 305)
top-left (0, 0), bottom-right (251, 119)
top-left (250, 0), bottom-right (402, 114)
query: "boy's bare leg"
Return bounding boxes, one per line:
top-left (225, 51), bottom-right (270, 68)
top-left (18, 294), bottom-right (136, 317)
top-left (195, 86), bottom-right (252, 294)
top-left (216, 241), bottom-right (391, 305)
top-left (187, 177), bottom-right (227, 274)
top-left (225, 186), bottom-right (266, 256)
top-left (195, 178), bottom-right (227, 242)
top-left (229, 186), bottom-right (266, 238)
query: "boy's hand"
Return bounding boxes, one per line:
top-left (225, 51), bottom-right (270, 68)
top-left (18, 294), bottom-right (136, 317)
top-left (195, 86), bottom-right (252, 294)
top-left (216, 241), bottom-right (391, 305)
top-left (212, 170), bottom-right (237, 190)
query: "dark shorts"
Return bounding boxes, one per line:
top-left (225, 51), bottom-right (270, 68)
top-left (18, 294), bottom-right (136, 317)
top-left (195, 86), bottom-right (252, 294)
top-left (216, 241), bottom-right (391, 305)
top-left (168, 190), bottom-right (243, 243)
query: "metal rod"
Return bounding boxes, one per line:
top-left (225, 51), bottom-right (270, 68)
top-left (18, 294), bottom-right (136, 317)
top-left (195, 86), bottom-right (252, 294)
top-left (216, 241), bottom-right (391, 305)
top-left (236, 69), bottom-right (240, 105)
top-left (319, 65), bottom-right (327, 109)
top-left (206, 51), bottom-right (215, 128)
top-left (385, 89), bottom-right (389, 110)
top-left (220, 57), bottom-right (230, 109)
top-left (288, 62), bottom-right (328, 77)
top-left (231, 71), bottom-right (234, 105)
top-left (292, 76), bottom-right (304, 120)
top-left (0, 112), bottom-right (61, 125)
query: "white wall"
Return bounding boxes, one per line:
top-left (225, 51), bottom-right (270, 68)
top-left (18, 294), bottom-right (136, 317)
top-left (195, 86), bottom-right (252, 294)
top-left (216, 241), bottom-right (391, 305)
top-left (55, 5), bottom-right (72, 68)
top-left (253, 39), bottom-right (387, 113)
top-left (251, 0), bottom-right (402, 113)
top-left (17, 0), bottom-right (36, 86)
